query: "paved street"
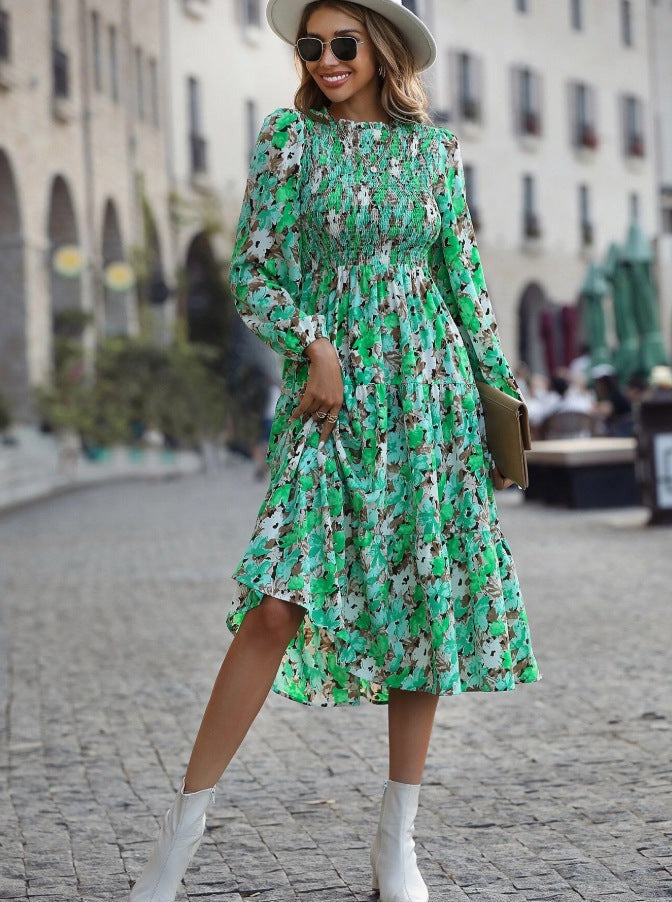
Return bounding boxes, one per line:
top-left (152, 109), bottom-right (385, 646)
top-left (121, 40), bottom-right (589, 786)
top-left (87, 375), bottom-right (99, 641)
top-left (1, 462), bottom-right (671, 902)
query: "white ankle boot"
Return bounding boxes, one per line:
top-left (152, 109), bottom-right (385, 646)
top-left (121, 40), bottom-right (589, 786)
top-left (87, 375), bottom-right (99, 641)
top-left (370, 780), bottom-right (429, 902)
top-left (129, 779), bottom-right (216, 902)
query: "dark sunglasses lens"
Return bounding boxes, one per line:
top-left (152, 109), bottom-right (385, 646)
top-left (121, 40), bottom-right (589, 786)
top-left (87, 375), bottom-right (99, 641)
top-left (332, 37), bottom-right (358, 61)
top-left (297, 38), bottom-right (322, 62)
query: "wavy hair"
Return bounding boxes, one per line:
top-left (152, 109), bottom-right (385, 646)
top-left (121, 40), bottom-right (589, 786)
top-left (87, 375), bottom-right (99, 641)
top-left (293, 1), bottom-right (431, 124)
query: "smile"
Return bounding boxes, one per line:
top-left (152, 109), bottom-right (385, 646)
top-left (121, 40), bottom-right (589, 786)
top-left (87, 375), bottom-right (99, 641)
top-left (320, 72), bottom-right (351, 87)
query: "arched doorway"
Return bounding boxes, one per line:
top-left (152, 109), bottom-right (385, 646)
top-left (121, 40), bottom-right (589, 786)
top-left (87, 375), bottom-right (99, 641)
top-left (0, 150), bottom-right (28, 417)
top-left (47, 175), bottom-right (84, 359)
top-left (138, 203), bottom-right (171, 343)
top-left (101, 199), bottom-right (131, 336)
top-left (184, 231), bottom-right (233, 346)
top-left (518, 282), bottom-right (550, 376)
top-left (142, 203), bottom-right (167, 307)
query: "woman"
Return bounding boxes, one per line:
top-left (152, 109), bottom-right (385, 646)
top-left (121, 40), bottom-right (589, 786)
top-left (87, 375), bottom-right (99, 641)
top-left (129, 2), bottom-right (540, 901)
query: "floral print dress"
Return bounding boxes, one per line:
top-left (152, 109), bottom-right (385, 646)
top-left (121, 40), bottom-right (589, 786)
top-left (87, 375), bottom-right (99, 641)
top-left (227, 107), bottom-right (540, 706)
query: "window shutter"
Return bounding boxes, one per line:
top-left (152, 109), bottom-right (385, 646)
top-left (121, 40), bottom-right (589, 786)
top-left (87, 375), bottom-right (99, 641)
top-left (474, 54), bottom-right (484, 122)
top-left (511, 65), bottom-right (521, 134)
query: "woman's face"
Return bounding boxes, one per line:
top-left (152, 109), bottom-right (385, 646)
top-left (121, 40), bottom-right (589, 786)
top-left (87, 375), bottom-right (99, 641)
top-left (303, 5), bottom-right (378, 105)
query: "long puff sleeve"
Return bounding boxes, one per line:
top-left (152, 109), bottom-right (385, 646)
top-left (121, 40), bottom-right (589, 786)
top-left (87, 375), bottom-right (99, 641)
top-left (431, 131), bottom-right (520, 398)
top-left (229, 108), bottom-right (327, 359)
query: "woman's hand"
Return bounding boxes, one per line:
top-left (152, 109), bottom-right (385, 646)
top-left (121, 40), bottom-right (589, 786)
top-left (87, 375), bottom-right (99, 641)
top-left (289, 339), bottom-right (343, 447)
top-left (492, 466), bottom-right (515, 491)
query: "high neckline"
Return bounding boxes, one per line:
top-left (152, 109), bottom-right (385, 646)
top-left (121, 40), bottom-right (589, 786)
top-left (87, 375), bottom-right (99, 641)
top-left (326, 108), bottom-right (394, 129)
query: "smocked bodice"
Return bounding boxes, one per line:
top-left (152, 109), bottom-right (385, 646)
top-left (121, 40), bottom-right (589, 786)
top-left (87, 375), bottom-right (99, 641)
top-left (300, 115), bottom-right (442, 270)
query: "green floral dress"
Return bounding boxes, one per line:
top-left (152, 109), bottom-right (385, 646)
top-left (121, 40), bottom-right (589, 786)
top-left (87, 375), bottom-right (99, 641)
top-left (227, 107), bottom-right (540, 706)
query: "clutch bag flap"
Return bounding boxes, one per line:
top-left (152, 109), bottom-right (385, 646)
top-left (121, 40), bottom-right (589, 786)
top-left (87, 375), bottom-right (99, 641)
top-left (475, 381), bottom-right (531, 489)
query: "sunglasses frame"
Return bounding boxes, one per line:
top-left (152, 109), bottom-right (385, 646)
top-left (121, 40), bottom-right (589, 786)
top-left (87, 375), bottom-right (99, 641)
top-left (295, 36), bottom-right (367, 63)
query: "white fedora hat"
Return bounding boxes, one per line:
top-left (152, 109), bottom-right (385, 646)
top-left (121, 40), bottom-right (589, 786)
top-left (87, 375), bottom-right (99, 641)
top-left (266, 0), bottom-right (437, 71)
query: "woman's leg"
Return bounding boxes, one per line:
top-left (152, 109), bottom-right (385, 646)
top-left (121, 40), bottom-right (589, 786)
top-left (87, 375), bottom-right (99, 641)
top-left (370, 689), bottom-right (439, 901)
top-left (130, 595), bottom-right (305, 901)
top-left (388, 688), bottom-right (439, 783)
top-left (183, 595), bottom-right (306, 792)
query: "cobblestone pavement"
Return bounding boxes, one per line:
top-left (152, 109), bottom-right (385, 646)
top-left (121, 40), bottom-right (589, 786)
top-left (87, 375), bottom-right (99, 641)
top-left (1, 462), bottom-right (671, 902)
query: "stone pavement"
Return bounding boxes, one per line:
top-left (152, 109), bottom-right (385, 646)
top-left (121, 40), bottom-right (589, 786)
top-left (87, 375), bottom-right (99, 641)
top-left (1, 462), bottom-right (671, 902)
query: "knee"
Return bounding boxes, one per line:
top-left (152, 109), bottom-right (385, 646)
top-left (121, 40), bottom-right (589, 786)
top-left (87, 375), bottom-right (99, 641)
top-left (248, 596), bottom-right (305, 647)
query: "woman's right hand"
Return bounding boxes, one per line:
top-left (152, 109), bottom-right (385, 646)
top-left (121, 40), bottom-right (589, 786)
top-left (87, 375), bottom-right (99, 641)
top-left (288, 339), bottom-right (343, 447)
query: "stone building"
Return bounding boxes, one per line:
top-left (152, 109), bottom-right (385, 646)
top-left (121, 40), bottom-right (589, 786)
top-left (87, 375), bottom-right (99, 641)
top-left (0, 0), bottom-right (171, 419)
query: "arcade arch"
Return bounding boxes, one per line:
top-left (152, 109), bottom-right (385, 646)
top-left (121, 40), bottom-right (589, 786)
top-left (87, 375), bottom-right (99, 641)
top-left (101, 199), bottom-right (131, 336)
top-left (184, 230), bottom-right (232, 347)
top-left (0, 149), bottom-right (28, 416)
top-left (47, 174), bottom-right (83, 328)
top-left (518, 281), bottom-right (550, 376)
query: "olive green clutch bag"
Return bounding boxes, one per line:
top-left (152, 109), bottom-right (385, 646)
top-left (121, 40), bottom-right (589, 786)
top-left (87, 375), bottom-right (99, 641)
top-left (476, 381), bottom-right (531, 489)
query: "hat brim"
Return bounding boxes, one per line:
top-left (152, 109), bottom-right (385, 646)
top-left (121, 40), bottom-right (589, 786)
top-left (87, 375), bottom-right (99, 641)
top-left (266, 0), bottom-right (437, 71)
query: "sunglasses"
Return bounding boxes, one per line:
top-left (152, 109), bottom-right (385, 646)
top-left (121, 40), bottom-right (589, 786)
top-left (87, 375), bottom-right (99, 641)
top-left (295, 36), bottom-right (367, 63)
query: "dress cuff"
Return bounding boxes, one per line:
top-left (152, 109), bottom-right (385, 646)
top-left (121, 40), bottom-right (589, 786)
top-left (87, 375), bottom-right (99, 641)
top-left (288, 313), bottom-right (328, 357)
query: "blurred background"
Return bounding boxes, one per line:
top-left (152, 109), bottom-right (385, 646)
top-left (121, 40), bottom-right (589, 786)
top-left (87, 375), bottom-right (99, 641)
top-left (0, 0), bottom-right (671, 495)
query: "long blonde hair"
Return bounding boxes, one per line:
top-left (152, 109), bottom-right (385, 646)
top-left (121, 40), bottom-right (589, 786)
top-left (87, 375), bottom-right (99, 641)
top-left (294, 0), bottom-right (431, 124)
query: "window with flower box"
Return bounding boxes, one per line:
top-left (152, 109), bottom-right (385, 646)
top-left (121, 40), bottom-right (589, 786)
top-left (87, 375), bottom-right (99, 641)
top-left (456, 52), bottom-right (483, 124)
top-left (622, 94), bottom-right (645, 158)
top-left (570, 82), bottom-right (598, 149)
top-left (514, 67), bottom-right (543, 137)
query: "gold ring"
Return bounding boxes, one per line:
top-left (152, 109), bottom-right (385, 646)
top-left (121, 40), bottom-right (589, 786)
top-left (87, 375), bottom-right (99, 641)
top-left (327, 414), bottom-right (338, 423)
top-left (316, 411), bottom-right (328, 420)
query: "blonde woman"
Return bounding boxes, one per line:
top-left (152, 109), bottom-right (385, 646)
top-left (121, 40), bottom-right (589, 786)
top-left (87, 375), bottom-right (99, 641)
top-left (129, 2), bottom-right (540, 901)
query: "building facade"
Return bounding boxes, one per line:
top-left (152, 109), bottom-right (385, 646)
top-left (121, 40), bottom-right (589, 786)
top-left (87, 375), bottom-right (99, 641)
top-left (414, 0), bottom-right (660, 370)
top-left (0, 0), bottom-right (171, 418)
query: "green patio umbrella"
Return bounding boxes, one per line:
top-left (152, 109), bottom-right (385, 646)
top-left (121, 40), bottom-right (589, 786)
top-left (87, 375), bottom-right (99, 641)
top-left (603, 243), bottom-right (640, 382)
top-left (581, 263), bottom-right (610, 368)
top-left (622, 223), bottom-right (670, 374)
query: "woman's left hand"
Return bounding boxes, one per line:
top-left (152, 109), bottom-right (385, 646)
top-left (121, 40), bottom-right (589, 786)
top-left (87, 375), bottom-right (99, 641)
top-left (492, 466), bottom-right (514, 491)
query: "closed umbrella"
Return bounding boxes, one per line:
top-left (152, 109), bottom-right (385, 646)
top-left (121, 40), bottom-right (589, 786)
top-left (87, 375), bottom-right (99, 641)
top-left (581, 263), bottom-right (610, 368)
top-left (622, 223), bottom-right (670, 375)
top-left (603, 243), bottom-right (640, 382)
